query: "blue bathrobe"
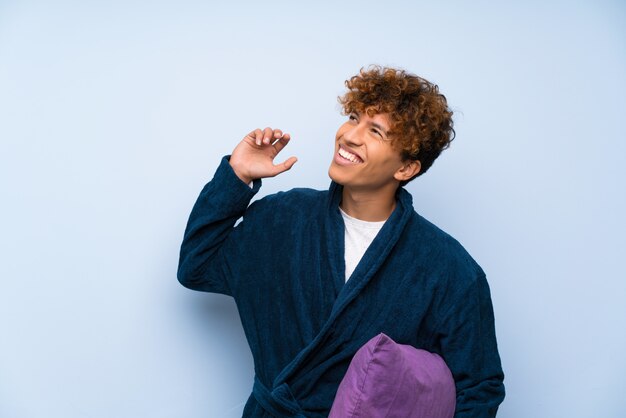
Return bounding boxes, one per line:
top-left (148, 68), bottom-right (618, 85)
top-left (177, 156), bottom-right (505, 418)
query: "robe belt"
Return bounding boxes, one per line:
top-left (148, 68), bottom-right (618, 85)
top-left (252, 376), bottom-right (306, 418)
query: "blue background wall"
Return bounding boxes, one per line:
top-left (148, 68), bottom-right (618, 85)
top-left (1, 1), bottom-right (625, 417)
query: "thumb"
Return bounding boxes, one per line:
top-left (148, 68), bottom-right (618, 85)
top-left (271, 156), bottom-right (298, 176)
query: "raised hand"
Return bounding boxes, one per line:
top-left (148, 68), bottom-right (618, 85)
top-left (229, 127), bottom-right (298, 184)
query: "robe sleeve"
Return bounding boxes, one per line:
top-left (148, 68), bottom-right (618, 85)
top-left (177, 155), bottom-right (262, 296)
top-left (434, 271), bottom-right (506, 418)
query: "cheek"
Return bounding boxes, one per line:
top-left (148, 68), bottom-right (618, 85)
top-left (372, 144), bottom-right (401, 165)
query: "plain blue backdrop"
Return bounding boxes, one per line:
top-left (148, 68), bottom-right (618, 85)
top-left (1, 1), bottom-right (625, 417)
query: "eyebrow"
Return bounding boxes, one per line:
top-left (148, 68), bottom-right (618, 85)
top-left (351, 112), bottom-right (389, 136)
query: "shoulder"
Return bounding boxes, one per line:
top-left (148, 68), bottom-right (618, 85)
top-left (252, 186), bottom-right (326, 208)
top-left (244, 186), bottom-right (328, 222)
top-left (268, 186), bottom-right (326, 206)
top-left (405, 210), bottom-right (485, 281)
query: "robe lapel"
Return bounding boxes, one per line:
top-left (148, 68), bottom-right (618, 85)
top-left (325, 180), bottom-right (348, 297)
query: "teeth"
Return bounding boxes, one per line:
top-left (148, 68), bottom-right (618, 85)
top-left (338, 147), bottom-right (362, 163)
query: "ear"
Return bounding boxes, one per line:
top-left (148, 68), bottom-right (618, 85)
top-left (394, 160), bottom-right (421, 182)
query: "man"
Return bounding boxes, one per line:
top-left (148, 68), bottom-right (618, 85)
top-left (177, 65), bottom-right (505, 417)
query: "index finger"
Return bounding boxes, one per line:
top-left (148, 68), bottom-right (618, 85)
top-left (272, 133), bottom-right (291, 152)
top-left (271, 131), bottom-right (289, 145)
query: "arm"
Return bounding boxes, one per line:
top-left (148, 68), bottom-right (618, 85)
top-left (177, 155), bottom-right (261, 295)
top-left (177, 127), bottom-right (298, 295)
top-left (434, 273), bottom-right (505, 417)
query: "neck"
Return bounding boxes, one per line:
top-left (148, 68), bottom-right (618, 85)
top-left (339, 184), bottom-right (398, 222)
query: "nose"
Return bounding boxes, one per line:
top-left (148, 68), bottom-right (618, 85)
top-left (342, 123), bottom-right (364, 146)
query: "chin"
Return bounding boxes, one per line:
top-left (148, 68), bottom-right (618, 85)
top-left (328, 164), bottom-right (347, 186)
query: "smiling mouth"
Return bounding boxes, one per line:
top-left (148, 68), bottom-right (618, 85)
top-left (337, 146), bottom-right (364, 163)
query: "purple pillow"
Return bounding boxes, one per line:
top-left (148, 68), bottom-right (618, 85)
top-left (329, 333), bottom-right (456, 418)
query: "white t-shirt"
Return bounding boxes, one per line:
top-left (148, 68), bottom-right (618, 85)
top-left (339, 207), bottom-right (387, 282)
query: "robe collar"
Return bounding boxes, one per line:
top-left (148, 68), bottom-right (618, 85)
top-left (325, 179), bottom-right (414, 313)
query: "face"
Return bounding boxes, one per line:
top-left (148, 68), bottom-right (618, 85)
top-left (328, 111), bottom-right (408, 190)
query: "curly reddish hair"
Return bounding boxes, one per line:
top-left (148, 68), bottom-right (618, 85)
top-left (338, 65), bottom-right (455, 185)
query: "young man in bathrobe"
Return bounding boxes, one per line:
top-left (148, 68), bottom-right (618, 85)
top-left (177, 65), bottom-right (505, 417)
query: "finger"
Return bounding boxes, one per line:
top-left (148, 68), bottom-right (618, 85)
top-left (273, 129), bottom-right (283, 138)
top-left (271, 130), bottom-right (287, 145)
top-left (246, 128), bottom-right (264, 146)
top-left (272, 133), bottom-right (291, 153)
top-left (263, 127), bottom-right (273, 145)
top-left (271, 156), bottom-right (298, 176)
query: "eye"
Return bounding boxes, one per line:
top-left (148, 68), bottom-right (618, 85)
top-left (371, 128), bottom-right (382, 138)
top-left (348, 114), bottom-right (358, 121)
